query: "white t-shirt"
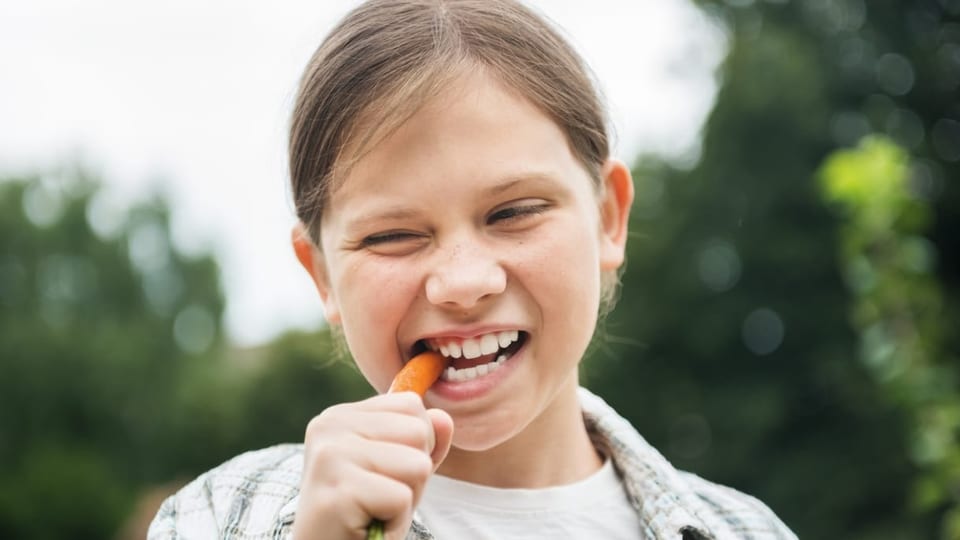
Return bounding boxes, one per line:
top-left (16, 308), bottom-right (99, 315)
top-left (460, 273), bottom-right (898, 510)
top-left (417, 459), bottom-right (643, 539)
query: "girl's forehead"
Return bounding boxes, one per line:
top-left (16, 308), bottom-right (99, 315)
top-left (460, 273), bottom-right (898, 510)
top-left (338, 68), bottom-right (517, 162)
top-left (329, 72), bottom-right (565, 193)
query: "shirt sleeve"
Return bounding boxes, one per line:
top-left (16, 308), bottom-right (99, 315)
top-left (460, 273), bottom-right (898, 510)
top-left (147, 474), bottom-right (224, 539)
top-left (146, 445), bottom-right (303, 540)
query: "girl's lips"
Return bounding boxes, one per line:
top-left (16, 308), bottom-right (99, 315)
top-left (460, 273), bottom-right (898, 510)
top-left (427, 334), bottom-right (528, 402)
top-left (426, 330), bottom-right (520, 358)
top-left (425, 329), bottom-right (522, 360)
top-left (405, 327), bottom-right (524, 361)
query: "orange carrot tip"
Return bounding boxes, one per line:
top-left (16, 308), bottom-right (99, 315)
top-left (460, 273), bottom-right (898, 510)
top-left (388, 350), bottom-right (448, 396)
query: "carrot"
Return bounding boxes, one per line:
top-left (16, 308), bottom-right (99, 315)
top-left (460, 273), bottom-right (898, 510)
top-left (387, 350), bottom-right (448, 396)
top-left (368, 350), bottom-right (448, 540)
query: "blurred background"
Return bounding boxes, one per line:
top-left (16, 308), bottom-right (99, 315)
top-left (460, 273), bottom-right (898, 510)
top-left (1, 0), bottom-right (958, 538)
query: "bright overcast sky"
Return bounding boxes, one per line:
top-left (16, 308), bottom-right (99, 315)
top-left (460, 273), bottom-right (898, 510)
top-left (0, 0), bottom-right (726, 346)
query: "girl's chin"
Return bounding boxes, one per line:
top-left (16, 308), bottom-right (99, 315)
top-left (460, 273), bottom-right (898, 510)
top-left (443, 397), bottom-right (540, 454)
top-left (446, 424), bottom-right (522, 454)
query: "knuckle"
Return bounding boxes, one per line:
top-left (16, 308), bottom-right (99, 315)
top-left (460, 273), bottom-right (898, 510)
top-left (302, 444), bottom-right (335, 480)
top-left (411, 452), bottom-right (433, 480)
top-left (386, 483), bottom-right (415, 515)
top-left (304, 436), bottom-right (356, 473)
top-left (303, 416), bottom-right (322, 441)
top-left (401, 483), bottom-right (415, 508)
top-left (304, 409), bottom-right (336, 440)
top-left (306, 438), bottom-right (335, 462)
top-left (393, 391), bottom-right (423, 412)
top-left (412, 418), bottom-right (432, 445)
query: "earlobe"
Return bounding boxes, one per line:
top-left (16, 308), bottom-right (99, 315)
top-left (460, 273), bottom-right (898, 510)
top-left (598, 159), bottom-right (634, 271)
top-left (291, 223), bottom-right (341, 324)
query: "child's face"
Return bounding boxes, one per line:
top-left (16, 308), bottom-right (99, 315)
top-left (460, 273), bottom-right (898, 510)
top-left (299, 71), bottom-right (631, 451)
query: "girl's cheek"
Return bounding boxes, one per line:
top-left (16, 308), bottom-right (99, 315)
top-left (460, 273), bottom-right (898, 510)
top-left (341, 257), bottom-right (421, 317)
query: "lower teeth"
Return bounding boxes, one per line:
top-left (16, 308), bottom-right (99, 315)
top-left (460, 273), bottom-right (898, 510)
top-left (443, 354), bottom-right (507, 382)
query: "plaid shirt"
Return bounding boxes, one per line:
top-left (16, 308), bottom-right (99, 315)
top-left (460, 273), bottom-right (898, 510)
top-left (149, 388), bottom-right (796, 539)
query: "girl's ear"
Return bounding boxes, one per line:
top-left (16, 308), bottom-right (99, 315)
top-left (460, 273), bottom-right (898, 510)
top-left (291, 223), bottom-right (341, 325)
top-left (598, 159), bottom-right (634, 271)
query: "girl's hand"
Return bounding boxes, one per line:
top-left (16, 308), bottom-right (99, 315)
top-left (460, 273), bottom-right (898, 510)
top-left (291, 392), bottom-right (454, 540)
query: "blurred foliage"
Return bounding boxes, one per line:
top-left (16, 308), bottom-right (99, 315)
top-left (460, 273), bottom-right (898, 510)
top-left (820, 136), bottom-right (960, 537)
top-left (0, 171), bottom-right (369, 538)
top-left (585, 1), bottom-right (959, 539)
top-left (3, 1), bottom-right (960, 539)
top-left (0, 170), bottom-right (224, 539)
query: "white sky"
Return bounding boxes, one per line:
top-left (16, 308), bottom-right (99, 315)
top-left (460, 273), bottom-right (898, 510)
top-left (0, 0), bottom-right (726, 346)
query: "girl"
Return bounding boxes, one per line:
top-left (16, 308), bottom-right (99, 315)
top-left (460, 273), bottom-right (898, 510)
top-left (150, 1), bottom-right (795, 538)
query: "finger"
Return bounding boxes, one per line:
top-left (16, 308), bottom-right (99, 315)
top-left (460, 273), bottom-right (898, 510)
top-left (348, 440), bottom-right (435, 519)
top-left (312, 393), bottom-right (425, 430)
top-left (306, 395), bottom-right (433, 448)
top-left (353, 391), bottom-right (426, 414)
top-left (358, 440), bottom-right (434, 488)
top-left (309, 410), bottom-right (434, 453)
top-left (302, 434), bottom-right (433, 490)
top-left (426, 408), bottom-right (454, 468)
top-left (297, 456), bottom-right (420, 539)
top-left (293, 462), bottom-right (402, 540)
top-left (350, 411), bottom-right (436, 453)
top-left (332, 467), bottom-right (415, 536)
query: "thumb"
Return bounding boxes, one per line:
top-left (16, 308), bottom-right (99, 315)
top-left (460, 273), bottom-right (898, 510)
top-left (425, 408), bottom-right (454, 469)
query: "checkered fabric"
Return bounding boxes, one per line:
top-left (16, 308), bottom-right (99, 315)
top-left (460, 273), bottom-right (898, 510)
top-left (149, 388), bottom-right (796, 539)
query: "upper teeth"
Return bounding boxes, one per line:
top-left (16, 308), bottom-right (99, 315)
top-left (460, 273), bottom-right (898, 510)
top-left (430, 330), bottom-right (519, 359)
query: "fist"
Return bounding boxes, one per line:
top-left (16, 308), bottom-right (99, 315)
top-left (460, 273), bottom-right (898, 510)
top-left (291, 392), bottom-right (454, 540)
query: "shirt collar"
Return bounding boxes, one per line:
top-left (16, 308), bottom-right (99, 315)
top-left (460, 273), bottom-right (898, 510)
top-left (578, 387), bottom-right (714, 540)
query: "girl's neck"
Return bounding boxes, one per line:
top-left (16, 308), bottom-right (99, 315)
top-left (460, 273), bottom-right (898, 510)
top-left (436, 380), bottom-right (603, 488)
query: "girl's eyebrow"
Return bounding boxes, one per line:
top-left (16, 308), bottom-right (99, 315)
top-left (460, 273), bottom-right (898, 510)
top-left (486, 172), bottom-right (558, 195)
top-left (345, 207), bottom-right (419, 230)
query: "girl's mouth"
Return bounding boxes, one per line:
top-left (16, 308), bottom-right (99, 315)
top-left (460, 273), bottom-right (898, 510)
top-left (414, 331), bottom-right (528, 383)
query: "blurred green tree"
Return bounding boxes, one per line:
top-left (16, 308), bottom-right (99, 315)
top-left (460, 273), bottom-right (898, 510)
top-left (0, 169), bottom-right (225, 538)
top-left (0, 169), bottom-right (372, 539)
top-left (585, 1), bottom-right (959, 539)
top-left (820, 135), bottom-right (959, 537)
top-left (0, 169), bottom-right (227, 539)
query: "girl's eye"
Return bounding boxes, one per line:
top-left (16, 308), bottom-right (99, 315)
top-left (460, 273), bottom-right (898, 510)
top-left (360, 231), bottom-right (422, 247)
top-left (487, 204), bottom-right (549, 225)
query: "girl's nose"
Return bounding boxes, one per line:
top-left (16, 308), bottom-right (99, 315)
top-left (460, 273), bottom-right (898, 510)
top-left (425, 243), bottom-right (507, 309)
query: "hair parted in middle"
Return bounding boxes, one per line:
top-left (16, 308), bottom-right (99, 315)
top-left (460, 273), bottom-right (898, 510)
top-left (289, 0), bottom-right (611, 245)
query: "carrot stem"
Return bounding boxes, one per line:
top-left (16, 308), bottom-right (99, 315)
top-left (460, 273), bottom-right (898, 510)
top-left (367, 520), bottom-right (385, 540)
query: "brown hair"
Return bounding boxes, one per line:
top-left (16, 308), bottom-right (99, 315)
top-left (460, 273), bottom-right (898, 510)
top-left (289, 0), bottom-right (620, 311)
